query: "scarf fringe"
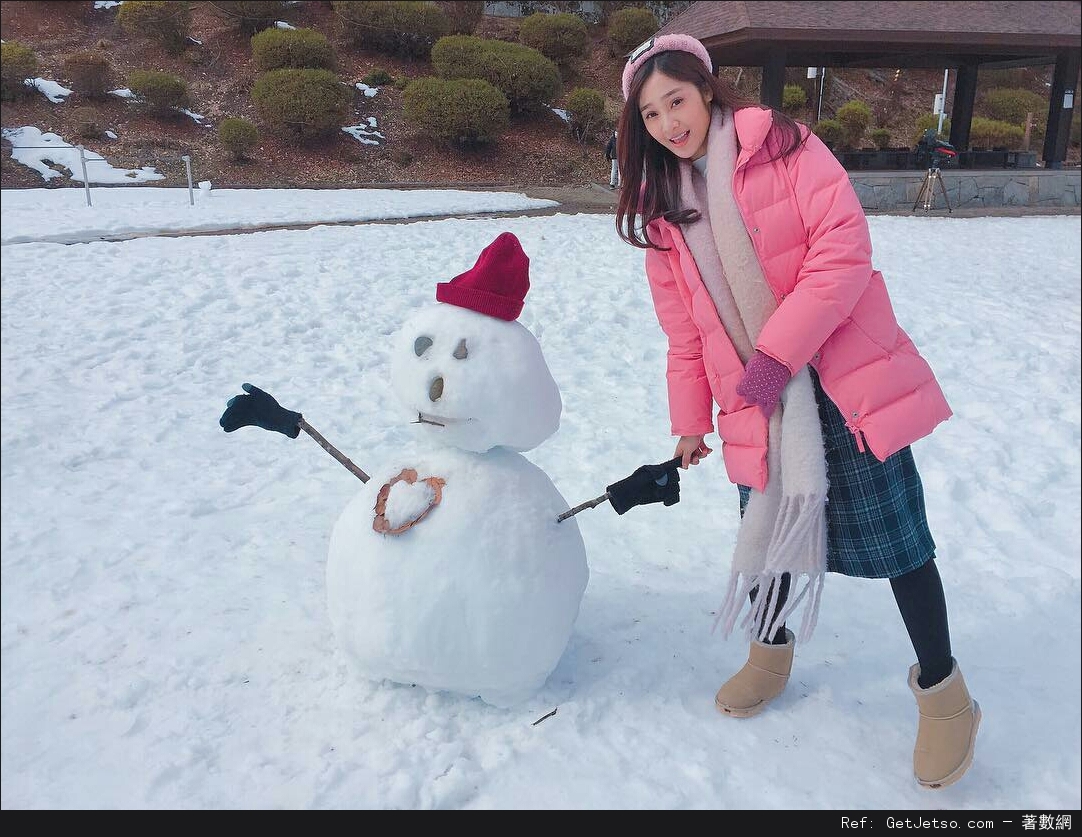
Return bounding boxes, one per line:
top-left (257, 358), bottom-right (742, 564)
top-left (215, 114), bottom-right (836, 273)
top-left (712, 569), bottom-right (826, 644)
top-left (765, 492), bottom-right (829, 572)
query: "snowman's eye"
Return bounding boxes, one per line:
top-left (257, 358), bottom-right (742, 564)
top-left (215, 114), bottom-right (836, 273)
top-left (453, 339), bottom-right (468, 360)
top-left (414, 336), bottom-right (433, 357)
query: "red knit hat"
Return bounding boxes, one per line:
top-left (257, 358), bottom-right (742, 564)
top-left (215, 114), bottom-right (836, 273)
top-left (436, 232), bottom-right (529, 321)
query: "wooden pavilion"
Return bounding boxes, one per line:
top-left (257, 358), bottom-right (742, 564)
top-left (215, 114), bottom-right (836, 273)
top-left (656, 1), bottom-right (1081, 168)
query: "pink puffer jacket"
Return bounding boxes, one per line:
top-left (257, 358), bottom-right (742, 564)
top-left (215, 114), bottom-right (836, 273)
top-left (643, 106), bottom-right (951, 491)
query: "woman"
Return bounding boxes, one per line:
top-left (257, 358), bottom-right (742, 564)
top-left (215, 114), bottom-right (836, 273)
top-left (614, 33), bottom-right (980, 789)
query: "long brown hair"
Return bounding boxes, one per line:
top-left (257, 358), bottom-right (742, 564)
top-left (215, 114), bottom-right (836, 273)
top-left (615, 50), bottom-right (806, 250)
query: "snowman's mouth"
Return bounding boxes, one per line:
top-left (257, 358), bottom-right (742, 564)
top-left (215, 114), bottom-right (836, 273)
top-left (415, 412), bottom-right (445, 427)
top-left (414, 411), bottom-right (468, 427)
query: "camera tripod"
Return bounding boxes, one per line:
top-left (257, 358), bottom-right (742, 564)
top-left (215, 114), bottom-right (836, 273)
top-left (913, 162), bottom-right (952, 213)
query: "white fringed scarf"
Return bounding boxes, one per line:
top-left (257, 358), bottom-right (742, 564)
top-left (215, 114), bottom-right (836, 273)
top-left (677, 107), bottom-right (828, 643)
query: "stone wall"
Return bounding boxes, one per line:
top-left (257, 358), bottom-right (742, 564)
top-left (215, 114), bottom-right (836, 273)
top-left (850, 169), bottom-right (1081, 211)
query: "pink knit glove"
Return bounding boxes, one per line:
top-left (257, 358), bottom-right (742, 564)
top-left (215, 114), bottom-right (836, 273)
top-left (735, 351), bottom-right (791, 418)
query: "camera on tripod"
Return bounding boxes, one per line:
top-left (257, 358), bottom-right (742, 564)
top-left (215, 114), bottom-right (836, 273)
top-left (915, 128), bottom-right (958, 170)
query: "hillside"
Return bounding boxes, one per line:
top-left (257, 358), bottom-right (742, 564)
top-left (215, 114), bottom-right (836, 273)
top-left (0, 1), bottom-right (1071, 191)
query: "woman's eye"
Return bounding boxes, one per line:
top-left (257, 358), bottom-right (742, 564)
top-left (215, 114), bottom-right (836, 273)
top-left (671, 98), bottom-right (683, 108)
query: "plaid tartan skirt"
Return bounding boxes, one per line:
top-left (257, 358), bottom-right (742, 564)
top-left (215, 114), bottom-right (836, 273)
top-left (738, 368), bottom-right (936, 579)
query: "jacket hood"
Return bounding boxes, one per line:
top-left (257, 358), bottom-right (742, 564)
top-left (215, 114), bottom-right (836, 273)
top-left (731, 106), bottom-right (775, 162)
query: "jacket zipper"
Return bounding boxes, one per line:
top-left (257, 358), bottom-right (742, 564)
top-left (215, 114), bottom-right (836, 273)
top-left (844, 420), bottom-right (867, 453)
top-left (814, 366), bottom-right (868, 454)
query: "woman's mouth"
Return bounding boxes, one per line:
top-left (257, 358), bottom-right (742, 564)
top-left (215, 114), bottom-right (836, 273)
top-left (669, 130), bottom-right (690, 147)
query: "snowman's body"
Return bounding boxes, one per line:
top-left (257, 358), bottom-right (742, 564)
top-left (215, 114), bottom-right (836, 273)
top-left (326, 296), bottom-right (589, 708)
top-left (328, 446), bottom-right (587, 707)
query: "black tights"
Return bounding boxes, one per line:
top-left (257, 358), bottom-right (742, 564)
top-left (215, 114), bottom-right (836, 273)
top-left (749, 558), bottom-right (953, 688)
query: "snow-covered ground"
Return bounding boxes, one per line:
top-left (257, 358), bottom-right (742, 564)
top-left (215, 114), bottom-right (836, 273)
top-left (1, 187), bottom-right (1079, 810)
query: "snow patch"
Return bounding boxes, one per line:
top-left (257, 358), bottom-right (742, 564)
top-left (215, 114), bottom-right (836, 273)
top-left (25, 78), bottom-right (73, 103)
top-left (1, 126), bottom-right (164, 184)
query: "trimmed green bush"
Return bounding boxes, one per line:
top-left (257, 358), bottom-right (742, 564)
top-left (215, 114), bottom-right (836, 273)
top-left (431, 35), bottom-right (560, 115)
top-left (402, 76), bottom-right (509, 147)
top-left (1, 42), bottom-right (38, 101)
top-left (128, 69), bottom-right (189, 113)
top-left (251, 27), bottom-right (335, 71)
top-left (981, 87), bottom-right (1046, 145)
top-left (835, 99), bottom-right (872, 149)
top-left (436, 0), bottom-right (483, 35)
top-left (211, 1), bottom-right (285, 34)
top-left (362, 68), bottom-right (393, 86)
top-left (566, 86), bottom-right (605, 140)
top-left (117, 1), bottom-right (192, 54)
top-left (63, 50), bottom-right (114, 98)
top-left (870, 128), bottom-right (892, 150)
top-left (332, 1), bottom-right (449, 59)
top-left (812, 118), bottom-right (844, 147)
top-left (518, 12), bottom-right (588, 68)
top-left (781, 84), bottom-right (806, 113)
top-left (251, 68), bottom-right (351, 143)
top-left (219, 116), bottom-right (260, 160)
top-left (969, 117), bottom-right (1025, 150)
top-left (72, 106), bottom-right (105, 138)
top-left (912, 113), bottom-right (951, 144)
top-left (607, 7), bottom-right (656, 57)
top-left (980, 88), bottom-right (1046, 127)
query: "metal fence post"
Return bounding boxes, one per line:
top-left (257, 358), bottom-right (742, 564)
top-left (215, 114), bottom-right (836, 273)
top-left (181, 154), bottom-right (194, 205)
top-left (77, 144), bottom-right (91, 207)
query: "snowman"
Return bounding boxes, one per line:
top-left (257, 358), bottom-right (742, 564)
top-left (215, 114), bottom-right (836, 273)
top-left (327, 232), bottom-right (589, 708)
top-left (220, 233), bottom-right (682, 707)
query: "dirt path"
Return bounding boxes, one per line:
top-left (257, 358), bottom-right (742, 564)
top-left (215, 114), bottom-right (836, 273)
top-left (13, 182), bottom-right (1075, 246)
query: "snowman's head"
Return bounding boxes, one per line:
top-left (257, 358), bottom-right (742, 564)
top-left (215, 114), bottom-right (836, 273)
top-left (390, 232), bottom-right (562, 453)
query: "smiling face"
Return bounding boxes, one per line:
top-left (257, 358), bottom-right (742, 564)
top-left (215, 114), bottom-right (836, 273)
top-left (390, 304), bottom-right (562, 453)
top-left (637, 69), bottom-right (713, 161)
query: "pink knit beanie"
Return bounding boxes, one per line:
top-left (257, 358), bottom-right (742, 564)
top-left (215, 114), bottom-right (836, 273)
top-left (621, 34), bottom-right (713, 101)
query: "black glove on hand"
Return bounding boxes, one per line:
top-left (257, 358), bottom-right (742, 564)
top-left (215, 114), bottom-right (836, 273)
top-left (219, 383), bottom-right (302, 438)
top-left (606, 458), bottom-right (681, 515)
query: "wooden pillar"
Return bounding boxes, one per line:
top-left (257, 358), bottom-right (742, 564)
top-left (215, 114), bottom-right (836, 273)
top-left (1043, 50), bottom-right (1081, 170)
top-left (949, 64), bottom-right (978, 151)
top-left (760, 47), bottom-right (786, 109)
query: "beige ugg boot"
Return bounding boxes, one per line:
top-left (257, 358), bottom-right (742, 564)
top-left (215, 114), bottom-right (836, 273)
top-left (909, 659), bottom-right (981, 789)
top-left (714, 628), bottom-right (795, 717)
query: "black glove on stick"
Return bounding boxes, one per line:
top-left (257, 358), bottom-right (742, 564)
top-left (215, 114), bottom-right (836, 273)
top-left (220, 383), bottom-right (303, 438)
top-left (606, 457), bottom-right (681, 515)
